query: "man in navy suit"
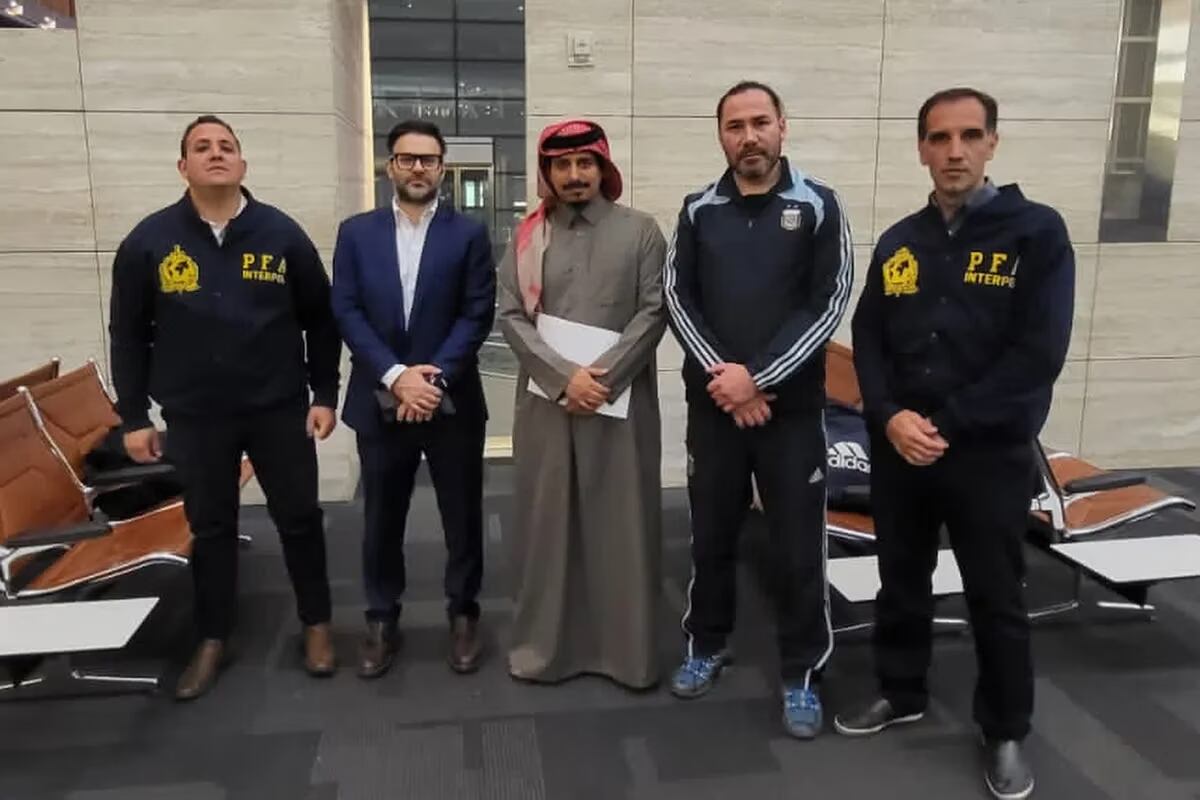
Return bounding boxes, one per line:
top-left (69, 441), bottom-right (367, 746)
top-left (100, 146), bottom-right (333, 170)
top-left (332, 120), bottom-right (496, 679)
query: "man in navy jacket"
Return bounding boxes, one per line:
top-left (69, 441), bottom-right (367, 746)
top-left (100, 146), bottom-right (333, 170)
top-left (332, 120), bottom-right (496, 679)
top-left (836, 88), bottom-right (1074, 800)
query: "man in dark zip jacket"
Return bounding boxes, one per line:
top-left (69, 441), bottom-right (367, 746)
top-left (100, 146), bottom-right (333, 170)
top-left (664, 81), bottom-right (853, 739)
top-left (835, 88), bottom-right (1073, 800)
top-left (109, 115), bottom-right (343, 700)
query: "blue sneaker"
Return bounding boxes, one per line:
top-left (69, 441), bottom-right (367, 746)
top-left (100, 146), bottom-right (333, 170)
top-left (782, 685), bottom-right (823, 739)
top-left (669, 651), bottom-right (731, 698)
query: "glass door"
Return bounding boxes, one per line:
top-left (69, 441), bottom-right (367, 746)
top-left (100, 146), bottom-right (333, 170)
top-left (440, 163), bottom-right (517, 456)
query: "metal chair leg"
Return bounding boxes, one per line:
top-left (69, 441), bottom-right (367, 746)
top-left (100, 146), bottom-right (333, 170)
top-left (0, 653), bottom-right (160, 700)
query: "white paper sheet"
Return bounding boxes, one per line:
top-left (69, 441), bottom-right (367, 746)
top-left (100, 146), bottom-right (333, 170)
top-left (527, 313), bottom-right (631, 420)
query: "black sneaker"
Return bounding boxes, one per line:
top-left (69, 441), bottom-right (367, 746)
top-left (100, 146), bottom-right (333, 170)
top-left (833, 697), bottom-right (925, 737)
top-left (984, 739), bottom-right (1034, 800)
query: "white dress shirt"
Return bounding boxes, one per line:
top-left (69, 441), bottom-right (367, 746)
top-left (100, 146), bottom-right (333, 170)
top-left (201, 195), bottom-right (248, 246)
top-left (381, 195), bottom-right (439, 389)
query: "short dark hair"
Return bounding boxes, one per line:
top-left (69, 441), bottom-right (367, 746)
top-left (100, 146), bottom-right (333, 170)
top-left (917, 88), bottom-right (998, 140)
top-left (387, 119), bottom-right (446, 156)
top-left (716, 80), bottom-right (784, 123)
top-left (180, 115), bottom-right (240, 158)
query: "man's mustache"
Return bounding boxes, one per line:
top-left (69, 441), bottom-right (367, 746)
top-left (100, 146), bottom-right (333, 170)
top-left (563, 181), bottom-right (591, 190)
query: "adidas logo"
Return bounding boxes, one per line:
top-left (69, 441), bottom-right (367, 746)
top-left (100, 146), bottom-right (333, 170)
top-left (827, 441), bottom-right (870, 473)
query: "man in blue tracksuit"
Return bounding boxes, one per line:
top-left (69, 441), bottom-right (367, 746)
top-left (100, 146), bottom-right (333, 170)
top-left (835, 88), bottom-right (1074, 800)
top-left (664, 81), bottom-right (853, 739)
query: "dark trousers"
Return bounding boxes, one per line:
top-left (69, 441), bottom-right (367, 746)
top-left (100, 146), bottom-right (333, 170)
top-left (684, 401), bottom-right (831, 683)
top-left (357, 410), bottom-right (485, 624)
top-left (870, 432), bottom-right (1034, 741)
top-left (166, 401), bottom-right (331, 641)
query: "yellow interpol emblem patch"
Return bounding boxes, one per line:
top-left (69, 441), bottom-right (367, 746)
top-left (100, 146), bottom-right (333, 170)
top-left (882, 246), bottom-right (919, 297)
top-left (158, 245), bottom-right (200, 294)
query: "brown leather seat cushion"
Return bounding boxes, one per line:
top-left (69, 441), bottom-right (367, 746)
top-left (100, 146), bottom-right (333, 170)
top-left (25, 502), bottom-right (192, 594)
top-left (27, 364), bottom-right (121, 479)
top-left (0, 360), bottom-right (59, 403)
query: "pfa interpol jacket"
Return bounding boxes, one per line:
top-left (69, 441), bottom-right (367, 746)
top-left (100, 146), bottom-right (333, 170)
top-left (109, 190), bottom-right (341, 428)
top-left (851, 184), bottom-right (1074, 444)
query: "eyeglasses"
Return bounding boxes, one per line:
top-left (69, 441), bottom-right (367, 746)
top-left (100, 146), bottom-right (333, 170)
top-left (390, 153), bottom-right (443, 170)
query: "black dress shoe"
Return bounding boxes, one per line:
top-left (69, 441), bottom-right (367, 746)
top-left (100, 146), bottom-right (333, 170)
top-left (984, 739), bottom-right (1034, 800)
top-left (357, 621), bottom-right (399, 680)
top-left (833, 696), bottom-right (925, 737)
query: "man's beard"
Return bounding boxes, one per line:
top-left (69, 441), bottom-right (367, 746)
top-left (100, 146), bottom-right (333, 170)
top-left (731, 147), bottom-right (779, 179)
top-left (396, 180), bottom-right (438, 204)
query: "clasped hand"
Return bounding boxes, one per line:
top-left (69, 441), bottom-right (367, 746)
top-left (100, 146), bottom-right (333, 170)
top-left (392, 364), bottom-right (443, 423)
top-left (707, 363), bottom-right (774, 429)
top-left (886, 410), bottom-right (948, 466)
top-left (564, 366), bottom-right (610, 414)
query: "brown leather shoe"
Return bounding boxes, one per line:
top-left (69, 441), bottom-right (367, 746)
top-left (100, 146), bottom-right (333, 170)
top-left (357, 620), bottom-right (399, 679)
top-left (175, 639), bottom-right (224, 701)
top-left (448, 616), bottom-right (482, 674)
top-left (303, 623), bottom-right (337, 677)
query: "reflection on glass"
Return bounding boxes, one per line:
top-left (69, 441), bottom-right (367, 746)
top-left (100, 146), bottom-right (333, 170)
top-left (370, 20), bottom-right (453, 59)
top-left (1116, 41), bottom-right (1157, 99)
top-left (372, 60), bottom-right (456, 99)
top-left (457, 99), bottom-right (525, 135)
top-left (456, 0), bottom-right (524, 22)
top-left (373, 97), bottom-right (458, 137)
top-left (369, 0), bottom-right (452, 19)
top-left (493, 136), bottom-right (525, 173)
top-left (1124, 0), bottom-right (1161, 36)
top-left (1112, 102), bottom-right (1151, 163)
top-left (1100, 0), bottom-right (1187, 242)
top-left (496, 173), bottom-right (526, 209)
top-left (456, 22), bottom-right (523, 60)
top-left (457, 62), bottom-right (525, 99)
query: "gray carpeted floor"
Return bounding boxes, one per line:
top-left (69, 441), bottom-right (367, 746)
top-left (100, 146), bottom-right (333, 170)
top-left (5, 465), bottom-right (1200, 799)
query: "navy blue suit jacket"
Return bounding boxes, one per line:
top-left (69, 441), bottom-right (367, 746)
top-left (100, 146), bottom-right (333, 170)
top-left (331, 204), bottom-right (496, 435)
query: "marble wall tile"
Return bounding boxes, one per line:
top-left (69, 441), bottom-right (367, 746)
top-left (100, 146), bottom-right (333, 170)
top-left (85, 111), bottom-right (340, 254)
top-left (1080, 356), bottom-right (1200, 467)
top-left (632, 0), bottom-right (884, 119)
top-left (331, 0), bottom-right (368, 134)
top-left (658, 368), bottom-right (687, 487)
top-left (1167, 120), bottom-right (1200, 241)
top-left (1181, 0), bottom-right (1200, 121)
top-left (881, 0), bottom-right (1121, 121)
top-left (656, 327), bottom-right (685, 374)
top-left (0, 29), bottom-right (83, 111)
top-left (525, 0), bottom-right (633, 117)
top-left (96, 251), bottom-right (113, 377)
top-left (76, 0), bottom-right (335, 114)
top-left (0, 112), bottom-right (95, 252)
top-left (315, 424), bottom-right (361, 503)
top-left (1069, 244), bottom-right (1098, 362)
top-left (832, 245), bottom-right (874, 349)
top-left (873, 119), bottom-right (1107, 244)
top-left (1090, 243), bottom-right (1200, 359)
top-left (0, 252), bottom-right (105, 380)
top-left (631, 117), bottom-right (877, 244)
top-left (336, 114), bottom-right (371, 225)
top-left (629, 117), bottom-right (725, 233)
top-left (1039, 359), bottom-right (1086, 455)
